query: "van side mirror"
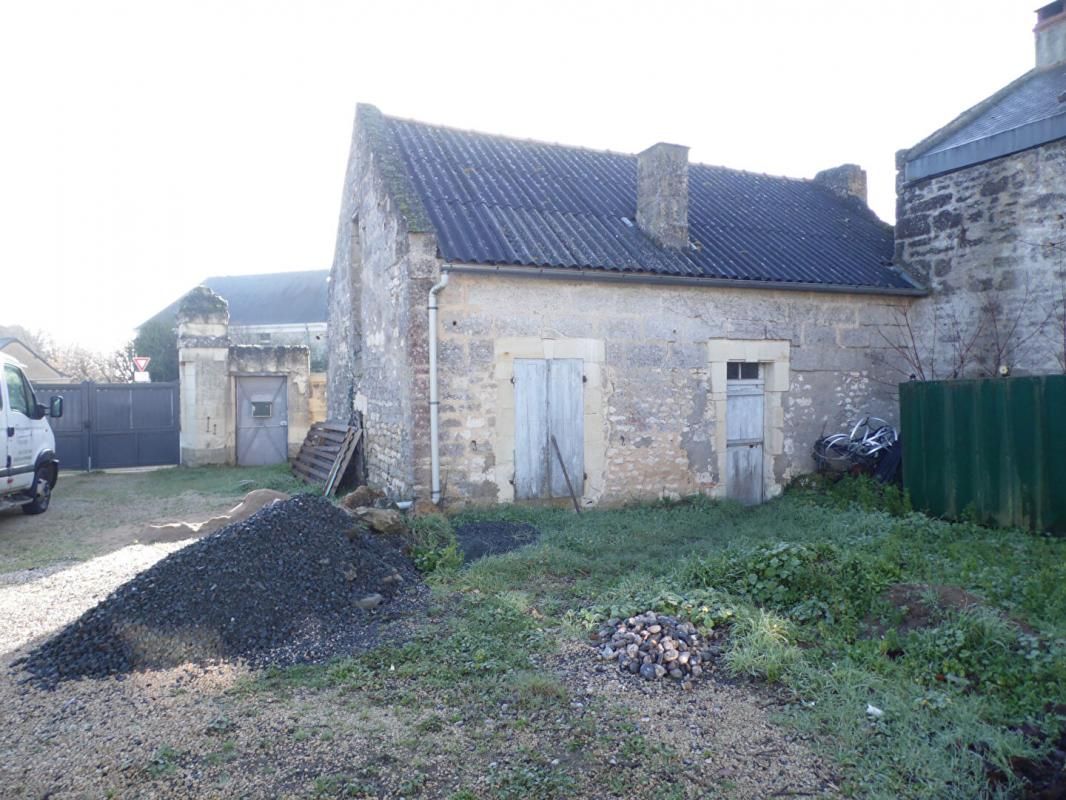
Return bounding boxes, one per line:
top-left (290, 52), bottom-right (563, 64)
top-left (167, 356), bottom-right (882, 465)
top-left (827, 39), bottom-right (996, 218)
top-left (49, 396), bottom-right (64, 419)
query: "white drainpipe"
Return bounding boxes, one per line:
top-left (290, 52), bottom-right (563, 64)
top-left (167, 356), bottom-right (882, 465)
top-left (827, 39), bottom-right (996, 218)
top-left (428, 269), bottom-right (450, 504)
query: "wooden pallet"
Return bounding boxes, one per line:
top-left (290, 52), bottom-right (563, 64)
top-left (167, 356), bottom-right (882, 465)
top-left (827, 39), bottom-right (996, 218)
top-left (292, 421), bottom-right (363, 495)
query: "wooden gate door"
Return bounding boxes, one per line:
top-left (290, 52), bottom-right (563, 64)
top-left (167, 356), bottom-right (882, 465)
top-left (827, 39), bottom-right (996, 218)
top-left (236, 376), bottom-right (288, 466)
top-left (726, 365), bottom-right (764, 505)
top-left (513, 358), bottom-right (584, 501)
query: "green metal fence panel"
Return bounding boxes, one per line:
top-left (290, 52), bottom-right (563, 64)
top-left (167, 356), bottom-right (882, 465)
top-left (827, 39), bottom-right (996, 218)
top-left (900, 375), bottom-right (1066, 534)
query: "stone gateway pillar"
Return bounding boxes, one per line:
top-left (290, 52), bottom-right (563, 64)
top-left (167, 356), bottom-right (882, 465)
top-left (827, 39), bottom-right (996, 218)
top-left (177, 286), bottom-right (232, 466)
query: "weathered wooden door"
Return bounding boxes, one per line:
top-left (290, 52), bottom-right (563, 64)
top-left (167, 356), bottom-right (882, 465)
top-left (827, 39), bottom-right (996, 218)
top-left (726, 364), bottom-right (764, 505)
top-left (514, 358), bottom-right (584, 500)
top-left (236, 376), bottom-right (288, 466)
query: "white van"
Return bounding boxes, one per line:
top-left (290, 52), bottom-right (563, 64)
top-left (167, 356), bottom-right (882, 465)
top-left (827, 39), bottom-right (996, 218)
top-left (1, 352), bottom-right (63, 515)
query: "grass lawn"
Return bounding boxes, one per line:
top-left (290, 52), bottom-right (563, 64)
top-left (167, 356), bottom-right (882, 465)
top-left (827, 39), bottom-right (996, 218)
top-left (247, 479), bottom-right (1066, 799)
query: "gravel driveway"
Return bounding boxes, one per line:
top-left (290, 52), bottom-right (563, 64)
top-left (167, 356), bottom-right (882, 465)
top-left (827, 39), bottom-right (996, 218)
top-left (0, 539), bottom-right (192, 656)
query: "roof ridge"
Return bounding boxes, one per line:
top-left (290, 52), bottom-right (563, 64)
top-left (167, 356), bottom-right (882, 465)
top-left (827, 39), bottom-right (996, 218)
top-left (200, 269), bottom-right (328, 282)
top-left (385, 113), bottom-right (824, 187)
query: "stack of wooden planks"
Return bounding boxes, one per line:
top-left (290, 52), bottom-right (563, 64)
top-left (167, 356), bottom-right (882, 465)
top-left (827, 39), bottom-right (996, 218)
top-left (291, 421), bottom-right (364, 496)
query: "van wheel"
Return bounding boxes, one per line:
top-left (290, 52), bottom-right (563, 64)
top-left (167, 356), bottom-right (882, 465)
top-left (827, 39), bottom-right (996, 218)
top-left (22, 468), bottom-right (52, 515)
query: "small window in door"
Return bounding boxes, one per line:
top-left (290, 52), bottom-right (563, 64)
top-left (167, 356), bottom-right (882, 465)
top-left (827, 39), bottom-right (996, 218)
top-left (251, 401), bottom-right (273, 418)
top-left (258, 332), bottom-right (272, 344)
top-left (726, 362), bottom-right (761, 381)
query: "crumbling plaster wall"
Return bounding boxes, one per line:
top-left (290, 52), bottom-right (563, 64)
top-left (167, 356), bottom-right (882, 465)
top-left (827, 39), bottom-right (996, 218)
top-left (434, 273), bottom-right (911, 506)
top-left (896, 138), bottom-right (1066, 376)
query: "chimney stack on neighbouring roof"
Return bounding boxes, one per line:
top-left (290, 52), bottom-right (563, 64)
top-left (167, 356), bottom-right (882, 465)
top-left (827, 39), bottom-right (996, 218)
top-left (1035, 1), bottom-right (1066, 68)
top-left (814, 164), bottom-right (868, 205)
top-left (636, 142), bottom-right (689, 249)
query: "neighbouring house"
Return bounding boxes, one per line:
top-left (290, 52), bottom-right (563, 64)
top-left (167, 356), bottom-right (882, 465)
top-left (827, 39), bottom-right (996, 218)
top-left (895, 2), bottom-right (1066, 377)
top-left (142, 270), bottom-right (330, 369)
top-left (0, 337), bottom-right (64, 382)
top-left (328, 104), bottom-right (928, 508)
top-left (176, 287), bottom-right (320, 467)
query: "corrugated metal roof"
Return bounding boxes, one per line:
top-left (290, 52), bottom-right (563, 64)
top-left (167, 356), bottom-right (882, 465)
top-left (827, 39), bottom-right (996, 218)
top-left (386, 117), bottom-right (914, 292)
top-left (141, 270), bottom-right (329, 329)
top-left (906, 63), bottom-right (1066, 181)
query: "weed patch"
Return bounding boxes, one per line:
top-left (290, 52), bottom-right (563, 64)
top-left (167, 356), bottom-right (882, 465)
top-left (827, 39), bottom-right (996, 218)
top-left (409, 514), bottom-right (463, 574)
top-left (248, 487), bottom-right (1066, 798)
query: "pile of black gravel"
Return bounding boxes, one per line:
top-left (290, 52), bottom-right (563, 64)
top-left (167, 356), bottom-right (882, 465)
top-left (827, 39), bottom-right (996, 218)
top-left (14, 494), bottom-right (422, 688)
top-left (453, 521), bottom-right (540, 563)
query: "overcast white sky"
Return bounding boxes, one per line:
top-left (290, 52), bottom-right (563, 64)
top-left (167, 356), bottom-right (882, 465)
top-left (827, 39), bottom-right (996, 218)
top-left (0, 1), bottom-right (1037, 351)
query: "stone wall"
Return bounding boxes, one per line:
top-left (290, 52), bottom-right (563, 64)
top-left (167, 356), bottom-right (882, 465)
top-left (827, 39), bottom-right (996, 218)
top-left (309, 371), bottom-right (328, 423)
top-left (179, 287), bottom-right (317, 465)
top-left (896, 138), bottom-right (1066, 376)
top-left (229, 323), bottom-right (328, 369)
top-left (177, 289), bottom-right (232, 467)
top-left (433, 273), bottom-right (912, 506)
top-left (327, 105), bottom-right (441, 499)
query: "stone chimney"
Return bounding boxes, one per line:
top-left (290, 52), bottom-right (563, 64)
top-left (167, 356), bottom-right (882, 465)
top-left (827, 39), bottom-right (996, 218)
top-left (814, 164), bottom-right (868, 204)
top-left (636, 142), bottom-right (689, 249)
top-left (1035, 1), bottom-right (1066, 68)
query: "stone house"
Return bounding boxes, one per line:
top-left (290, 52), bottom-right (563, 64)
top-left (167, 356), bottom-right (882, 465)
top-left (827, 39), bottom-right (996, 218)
top-left (0, 337), bottom-right (64, 382)
top-left (327, 105), bottom-right (926, 508)
top-left (895, 2), bottom-right (1066, 377)
top-left (143, 270), bottom-right (330, 369)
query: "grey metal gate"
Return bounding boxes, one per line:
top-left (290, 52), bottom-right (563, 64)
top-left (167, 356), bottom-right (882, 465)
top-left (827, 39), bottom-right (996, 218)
top-left (34, 382), bottom-right (180, 470)
top-left (235, 376), bottom-right (289, 466)
top-left (513, 358), bottom-right (584, 500)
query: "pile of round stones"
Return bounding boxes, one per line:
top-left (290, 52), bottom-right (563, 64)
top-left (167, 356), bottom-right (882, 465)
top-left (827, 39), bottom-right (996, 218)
top-left (595, 611), bottom-right (708, 683)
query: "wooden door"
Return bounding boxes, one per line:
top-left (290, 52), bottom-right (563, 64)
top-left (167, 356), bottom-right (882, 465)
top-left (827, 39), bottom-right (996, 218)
top-left (726, 364), bottom-right (764, 505)
top-left (514, 358), bottom-right (584, 500)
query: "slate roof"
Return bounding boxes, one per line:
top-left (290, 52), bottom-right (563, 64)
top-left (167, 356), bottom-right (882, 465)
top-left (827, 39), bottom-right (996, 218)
top-left (905, 62), bottom-right (1066, 181)
top-left (383, 115), bottom-right (919, 293)
top-left (141, 270), bottom-right (329, 329)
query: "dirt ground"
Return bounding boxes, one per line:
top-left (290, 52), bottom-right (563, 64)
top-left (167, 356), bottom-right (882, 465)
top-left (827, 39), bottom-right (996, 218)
top-left (0, 469), bottom-right (836, 798)
top-left (0, 630), bottom-right (835, 799)
top-left (0, 467), bottom-right (298, 575)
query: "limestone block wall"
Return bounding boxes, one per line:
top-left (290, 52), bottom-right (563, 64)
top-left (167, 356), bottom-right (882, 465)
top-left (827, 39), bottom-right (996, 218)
top-left (178, 344), bottom-right (231, 466)
top-left (179, 286), bottom-right (316, 465)
top-left (896, 138), bottom-right (1066, 376)
top-left (177, 291), bottom-right (232, 467)
top-left (433, 273), bottom-right (912, 506)
top-left (309, 371), bottom-right (328, 423)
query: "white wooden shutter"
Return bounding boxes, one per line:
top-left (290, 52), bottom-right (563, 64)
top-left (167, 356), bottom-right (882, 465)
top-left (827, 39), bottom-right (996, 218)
top-left (514, 359), bottom-right (549, 499)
